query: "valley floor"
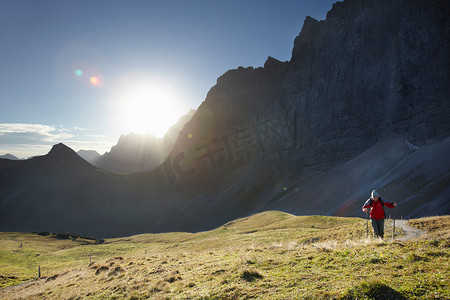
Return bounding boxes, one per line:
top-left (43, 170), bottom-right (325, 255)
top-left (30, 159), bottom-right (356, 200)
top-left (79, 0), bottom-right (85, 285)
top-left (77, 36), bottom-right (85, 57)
top-left (0, 212), bottom-right (449, 299)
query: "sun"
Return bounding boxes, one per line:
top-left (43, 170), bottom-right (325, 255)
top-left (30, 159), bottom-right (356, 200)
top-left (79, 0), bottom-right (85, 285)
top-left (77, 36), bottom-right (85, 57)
top-left (119, 86), bottom-right (177, 137)
top-left (111, 75), bottom-right (187, 138)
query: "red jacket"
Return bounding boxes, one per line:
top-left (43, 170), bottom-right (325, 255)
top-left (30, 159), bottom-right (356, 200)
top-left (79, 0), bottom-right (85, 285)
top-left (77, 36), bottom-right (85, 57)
top-left (362, 198), bottom-right (395, 220)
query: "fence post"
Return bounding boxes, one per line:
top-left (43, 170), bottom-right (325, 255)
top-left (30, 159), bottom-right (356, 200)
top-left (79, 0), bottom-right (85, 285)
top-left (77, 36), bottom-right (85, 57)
top-left (89, 254), bottom-right (92, 265)
top-left (38, 265), bottom-right (41, 278)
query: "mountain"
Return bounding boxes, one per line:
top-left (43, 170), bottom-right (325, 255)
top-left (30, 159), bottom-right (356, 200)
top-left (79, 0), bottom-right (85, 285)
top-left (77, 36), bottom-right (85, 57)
top-left (164, 109), bottom-right (197, 148)
top-left (0, 143), bottom-right (187, 237)
top-left (77, 149), bottom-right (101, 163)
top-left (91, 133), bottom-right (167, 174)
top-left (86, 109), bottom-right (195, 174)
top-left (174, 0), bottom-right (449, 176)
top-left (144, 0), bottom-right (450, 225)
top-left (0, 153), bottom-right (20, 160)
top-left (154, 0), bottom-right (450, 217)
top-left (0, 0), bottom-right (449, 237)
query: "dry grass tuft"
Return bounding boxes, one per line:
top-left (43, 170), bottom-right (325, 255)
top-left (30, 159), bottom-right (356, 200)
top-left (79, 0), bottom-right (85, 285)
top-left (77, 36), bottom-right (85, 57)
top-left (95, 266), bottom-right (109, 275)
top-left (240, 269), bottom-right (263, 282)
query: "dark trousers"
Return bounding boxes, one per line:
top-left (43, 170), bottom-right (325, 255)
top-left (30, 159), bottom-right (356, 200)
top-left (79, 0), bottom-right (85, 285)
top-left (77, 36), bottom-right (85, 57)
top-left (371, 218), bottom-right (385, 238)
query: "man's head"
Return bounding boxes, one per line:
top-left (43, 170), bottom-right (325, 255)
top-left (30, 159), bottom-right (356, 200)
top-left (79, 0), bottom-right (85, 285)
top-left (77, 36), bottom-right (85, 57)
top-left (371, 190), bottom-right (380, 200)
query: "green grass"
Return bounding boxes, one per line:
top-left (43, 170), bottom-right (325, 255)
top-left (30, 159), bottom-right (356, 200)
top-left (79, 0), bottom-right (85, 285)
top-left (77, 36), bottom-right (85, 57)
top-left (0, 212), bottom-right (449, 299)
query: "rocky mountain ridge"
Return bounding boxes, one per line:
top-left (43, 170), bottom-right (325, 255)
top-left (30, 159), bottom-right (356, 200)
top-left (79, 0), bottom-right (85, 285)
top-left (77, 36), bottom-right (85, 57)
top-left (79, 109), bottom-right (195, 174)
top-left (161, 0), bottom-right (449, 187)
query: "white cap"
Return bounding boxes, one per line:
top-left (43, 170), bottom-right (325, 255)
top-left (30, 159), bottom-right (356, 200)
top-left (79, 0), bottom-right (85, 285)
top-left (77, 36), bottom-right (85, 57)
top-left (371, 190), bottom-right (380, 198)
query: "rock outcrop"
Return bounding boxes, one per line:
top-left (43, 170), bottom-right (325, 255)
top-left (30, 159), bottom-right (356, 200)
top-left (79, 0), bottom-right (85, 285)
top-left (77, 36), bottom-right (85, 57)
top-left (282, 0), bottom-right (450, 170)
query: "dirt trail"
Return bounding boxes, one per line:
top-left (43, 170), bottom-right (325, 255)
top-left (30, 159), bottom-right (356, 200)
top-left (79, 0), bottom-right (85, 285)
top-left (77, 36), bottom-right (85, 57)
top-left (395, 219), bottom-right (427, 241)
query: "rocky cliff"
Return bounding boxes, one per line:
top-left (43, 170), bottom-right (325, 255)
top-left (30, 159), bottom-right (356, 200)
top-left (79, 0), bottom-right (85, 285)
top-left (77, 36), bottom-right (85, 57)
top-left (163, 0), bottom-right (449, 184)
top-left (282, 0), bottom-right (450, 170)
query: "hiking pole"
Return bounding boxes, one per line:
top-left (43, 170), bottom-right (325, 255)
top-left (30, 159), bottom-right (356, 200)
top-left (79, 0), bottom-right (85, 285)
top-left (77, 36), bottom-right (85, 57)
top-left (366, 211), bottom-right (369, 238)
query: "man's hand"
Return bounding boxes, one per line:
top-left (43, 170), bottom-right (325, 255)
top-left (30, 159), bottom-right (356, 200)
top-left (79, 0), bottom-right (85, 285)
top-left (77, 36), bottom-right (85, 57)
top-left (393, 202), bottom-right (397, 207)
top-left (362, 207), bottom-right (368, 213)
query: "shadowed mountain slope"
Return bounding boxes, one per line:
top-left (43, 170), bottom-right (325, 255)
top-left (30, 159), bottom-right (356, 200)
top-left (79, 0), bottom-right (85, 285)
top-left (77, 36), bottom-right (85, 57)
top-left (0, 144), bottom-right (190, 237)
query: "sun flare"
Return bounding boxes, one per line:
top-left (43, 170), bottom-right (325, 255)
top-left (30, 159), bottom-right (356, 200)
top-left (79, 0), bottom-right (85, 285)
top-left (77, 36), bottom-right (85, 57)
top-left (111, 75), bottom-right (187, 137)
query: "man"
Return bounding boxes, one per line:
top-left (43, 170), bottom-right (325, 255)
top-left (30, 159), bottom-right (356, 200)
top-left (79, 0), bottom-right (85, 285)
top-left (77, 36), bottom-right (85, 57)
top-left (362, 190), bottom-right (397, 239)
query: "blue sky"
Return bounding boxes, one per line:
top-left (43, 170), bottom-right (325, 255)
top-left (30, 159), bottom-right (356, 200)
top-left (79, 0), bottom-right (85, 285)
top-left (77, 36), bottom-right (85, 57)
top-left (0, 0), bottom-right (336, 158)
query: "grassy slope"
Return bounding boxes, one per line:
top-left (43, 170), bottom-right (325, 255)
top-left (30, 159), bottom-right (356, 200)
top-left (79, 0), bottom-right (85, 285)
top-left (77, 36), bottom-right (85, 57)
top-left (0, 212), bottom-right (448, 299)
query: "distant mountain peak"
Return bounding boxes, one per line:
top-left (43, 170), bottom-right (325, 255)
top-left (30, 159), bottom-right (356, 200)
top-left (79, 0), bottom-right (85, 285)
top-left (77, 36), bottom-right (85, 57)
top-left (0, 153), bottom-right (19, 160)
top-left (48, 143), bottom-right (76, 156)
top-left (77, 149), bottom-right (101, 163)
top-left (38, 143), bottom-right (96, 170)
top-left (88, 109), bottom-right (196, 174)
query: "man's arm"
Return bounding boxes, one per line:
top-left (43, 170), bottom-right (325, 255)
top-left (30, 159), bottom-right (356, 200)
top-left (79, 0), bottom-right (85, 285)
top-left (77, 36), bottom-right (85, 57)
top-left (362, 199), bottom-right (372, 212)
top-left (384, 200), bottom-right (397, 209)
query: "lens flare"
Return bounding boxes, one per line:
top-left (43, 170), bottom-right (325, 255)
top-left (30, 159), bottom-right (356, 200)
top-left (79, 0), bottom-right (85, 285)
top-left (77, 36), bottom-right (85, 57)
top-left (90, 76), bottom-right (100, 86)
top-left (71, 61), bottom-right (103, 87)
